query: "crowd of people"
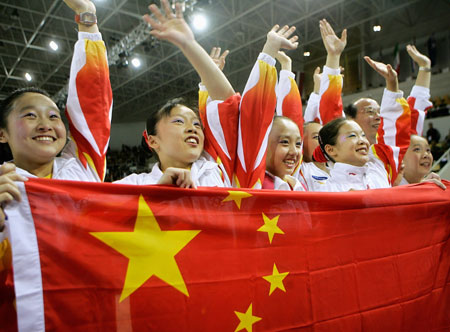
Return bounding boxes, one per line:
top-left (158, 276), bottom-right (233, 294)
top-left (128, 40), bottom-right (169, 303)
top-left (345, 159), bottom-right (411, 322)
top-left (0, 0), bottom-right (447, 198)
top-left (0, 0), bottom-right (448, 327)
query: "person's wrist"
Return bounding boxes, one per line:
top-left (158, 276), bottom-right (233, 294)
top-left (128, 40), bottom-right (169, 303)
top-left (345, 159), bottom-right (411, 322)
top-left (419, 66), bottom-right (431, 72)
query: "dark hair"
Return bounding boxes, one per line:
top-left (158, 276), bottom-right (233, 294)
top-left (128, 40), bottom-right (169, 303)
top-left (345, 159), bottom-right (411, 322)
top-left (141, 97), bottom-right (200, 158)
top-left (343, 103), bottom-right (357, 119)
top-left (316, 117), bottom-right (348, 163)
top-left (0, 87), bottom-right (51, 129)
top-left (303, 120), bottom-right (320, 131)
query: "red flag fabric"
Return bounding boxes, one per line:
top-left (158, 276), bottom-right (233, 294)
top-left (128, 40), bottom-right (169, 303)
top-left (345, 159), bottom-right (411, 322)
top-left (5, 179), bottom-right (450, 331)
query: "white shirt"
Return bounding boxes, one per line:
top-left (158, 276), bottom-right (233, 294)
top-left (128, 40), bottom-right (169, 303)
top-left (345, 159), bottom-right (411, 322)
top-left (115, 156), bottom-right (225, 187)
top-left (298, 162), bottom-right (330, 191)
top-left (312, 151), bottom-right (391, 192)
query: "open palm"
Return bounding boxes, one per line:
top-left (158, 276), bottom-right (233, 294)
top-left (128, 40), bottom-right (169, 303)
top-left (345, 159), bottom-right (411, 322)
top-left (144, 0), bottom-right (194, 49)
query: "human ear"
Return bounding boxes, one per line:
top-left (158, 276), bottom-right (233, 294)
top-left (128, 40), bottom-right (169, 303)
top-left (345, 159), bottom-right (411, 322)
top-left (148, 135), bottom-right (159, 152)
top-left (325, 144), bottom-right (337, 158)
top-left (0, 128), bottom-right (8, 143)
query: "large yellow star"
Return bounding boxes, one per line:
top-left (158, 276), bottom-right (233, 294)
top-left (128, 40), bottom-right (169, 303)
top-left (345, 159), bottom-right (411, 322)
top-left (257, 213), bottom-right (284, 244)
top-left (222, 190), bottom-right (252, 209)
top-left (91, 195), bottom-right (200, 302)
top-left (262, 263), bottom-right (289, 295)
top-left (234, 303), bottom-right (261, 332)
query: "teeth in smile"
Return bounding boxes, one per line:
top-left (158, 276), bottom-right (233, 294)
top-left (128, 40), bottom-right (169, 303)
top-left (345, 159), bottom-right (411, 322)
top-left (284, 160), bottom-right (296, 165)
top-left (186, 138), bottom-right (197, 144)
top-left (35, 136), bottom-right (54, 141)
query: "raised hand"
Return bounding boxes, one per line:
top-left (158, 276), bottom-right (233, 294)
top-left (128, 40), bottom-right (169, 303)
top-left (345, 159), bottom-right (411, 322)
top-left (313, 66), bottom-right (321, 93)
top-left (262, 24), bottom-right (298, 58)
top-left (319, 19), bottom-right (347, 56)
top-left (63, 0), bottom-right (96, 14)
top-left (406, 44), bottom-right (431, 67)
top-left (209, 47), bottom-right (229, 71)
top-left (144, 0), bottom-right (194, 49)
top-left (364, 56), bottom-right (398, 92)
top-left (275, 51), bottom-right (292, 71)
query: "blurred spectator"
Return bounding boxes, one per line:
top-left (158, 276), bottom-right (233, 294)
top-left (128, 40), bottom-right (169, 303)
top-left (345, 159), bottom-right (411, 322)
top-left (426, 123), bottom-right (441, 144)
top-left (105, 144), bottom-right (155, 182)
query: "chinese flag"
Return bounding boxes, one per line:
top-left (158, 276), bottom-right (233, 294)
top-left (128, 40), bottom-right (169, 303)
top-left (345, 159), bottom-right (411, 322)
top-left (4, 179), bottom-right (450, 331)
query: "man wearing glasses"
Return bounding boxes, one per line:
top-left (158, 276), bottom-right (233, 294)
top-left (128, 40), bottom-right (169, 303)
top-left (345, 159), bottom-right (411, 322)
top-left (344, 98), bottom-right (381, 145)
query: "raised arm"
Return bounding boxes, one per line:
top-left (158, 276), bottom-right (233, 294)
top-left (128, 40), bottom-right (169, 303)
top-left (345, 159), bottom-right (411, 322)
top-left (63, 0), bottom-right (112, 181)
top-left (318, 19), bottom-right (346, 124)
top-left (304, 67), bottom-right (321, 123)
top-left (197, 47), bottom-right (239, 186)
top-left (365, 57), bottom-right (411, 184)
top-left (406, 45), bottom-right (433, 136)
top-left (236, 25), bottom-right (298, 188)
top-left (144, 0), bottom-right (234, 101)
top-left (275, 51), bottom-right (303, 137)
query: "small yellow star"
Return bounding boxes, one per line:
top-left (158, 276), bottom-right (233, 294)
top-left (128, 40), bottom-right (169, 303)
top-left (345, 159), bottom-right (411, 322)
top-left (262, 263), bottom-right (289, 295)
top-left (234, 303), bottom-right (261, 332)
top-left (222, 190), bottom-right (252, 209)
top-left (257, 213), bottom-right (284, 244)
top-left (91, 195), bottom-right (200, 302)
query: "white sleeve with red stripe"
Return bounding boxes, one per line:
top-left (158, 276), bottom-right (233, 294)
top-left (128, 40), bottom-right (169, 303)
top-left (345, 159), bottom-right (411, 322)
top-left (407, 85), bottom-right (432, 136)
top-left (65, 32), bottom-right (113, 182)
top-left (373, 89), bottom-right (411, 183)
top-left (236, 53), bottom-right (277, 189)
top-left (276, 69), bottom-right (304, 137)
top-left (304, 93), bottom-right (320, 123)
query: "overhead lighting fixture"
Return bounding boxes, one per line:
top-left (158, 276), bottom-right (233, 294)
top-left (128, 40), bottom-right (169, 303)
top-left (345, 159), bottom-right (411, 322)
top-left (131, 57), bottom-right (141, 68)
top-left (373, 25), bottom-right (381, 32)
top-left (303, 51), bottom-right (310, 57)
top-left (191, 13), bottom-right (208, 31)
top-left (49, 40), bottom-right (59, 51)
top-left (25, 72), bottom-right (32, 81)
top-left (117, 51), bottom-right (129, 68)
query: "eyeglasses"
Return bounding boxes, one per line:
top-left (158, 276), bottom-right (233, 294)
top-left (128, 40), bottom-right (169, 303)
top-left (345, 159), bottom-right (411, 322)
top-left (361, 106), bottom-right (380, 116)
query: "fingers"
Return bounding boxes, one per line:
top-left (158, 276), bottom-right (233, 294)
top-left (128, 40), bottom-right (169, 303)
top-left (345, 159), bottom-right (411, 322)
top-left (0, 192), bottom-right (15, 204)
top-left (148, 4), bottom-right (165, 24)
top-left (278, 25), bottom-right (289, 35)
top-left (340, 29), bottom-right (347, 43)
top-left (220, 50), bottom-right (229, 61)
top-left (424, 178), bottom-right (446, 190)
top-left (161, 0), bottom-right (175, 19)
top-left (314, 66), bottom-right (321, 75)
top-left (270, 24), bottom-right (280, 32)
top-left (144, 14), bottom-right (163, 31)
top-left (289, 35), bottom-right (299, 43)
top-left (0, 163), bottom-right (16, 175)
top-left (364, 56), bottom-right (376, 69)
top-left (0, 208), bottom-right (5, 231)
top-left (175, 2), bottom-right (183, 19)
top-left (210, 47), bottom-right (219, 59)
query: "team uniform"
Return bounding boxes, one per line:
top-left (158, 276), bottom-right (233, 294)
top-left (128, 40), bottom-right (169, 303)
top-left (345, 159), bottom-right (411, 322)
top-left (398, 85), bottom-right (433, 187)
top-left (117, 82), bottom-right (242, 188)
top-left (276, 65), bottom-right (344, 190)
top-left (14, 32), bottom-right (112, 182)
top-left (317, 89), bottom-right (412, 192)
top-left (115, 156), bottom-right (225, 187)
top-left (0, 31), bottom-right (112, 330)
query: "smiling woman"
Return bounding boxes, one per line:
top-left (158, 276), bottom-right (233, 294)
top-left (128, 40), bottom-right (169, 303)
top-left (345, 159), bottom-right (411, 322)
top-left (0, 89), bottom-right (67, 178)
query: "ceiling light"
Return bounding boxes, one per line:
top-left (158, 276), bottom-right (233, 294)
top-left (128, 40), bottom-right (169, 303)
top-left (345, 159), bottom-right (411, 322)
top-left (131, 57), bottom-right (141, 68)
top-left (192, 14), bottom-right (207, 31)
top-left (303, 51), bottom-right (310, 57)
top-left (373, 25), bottom-right (381, 32)
top-left (25, 72), bottom-right (32, 81)
top-left (49, 40), bottom-right (59, 51)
